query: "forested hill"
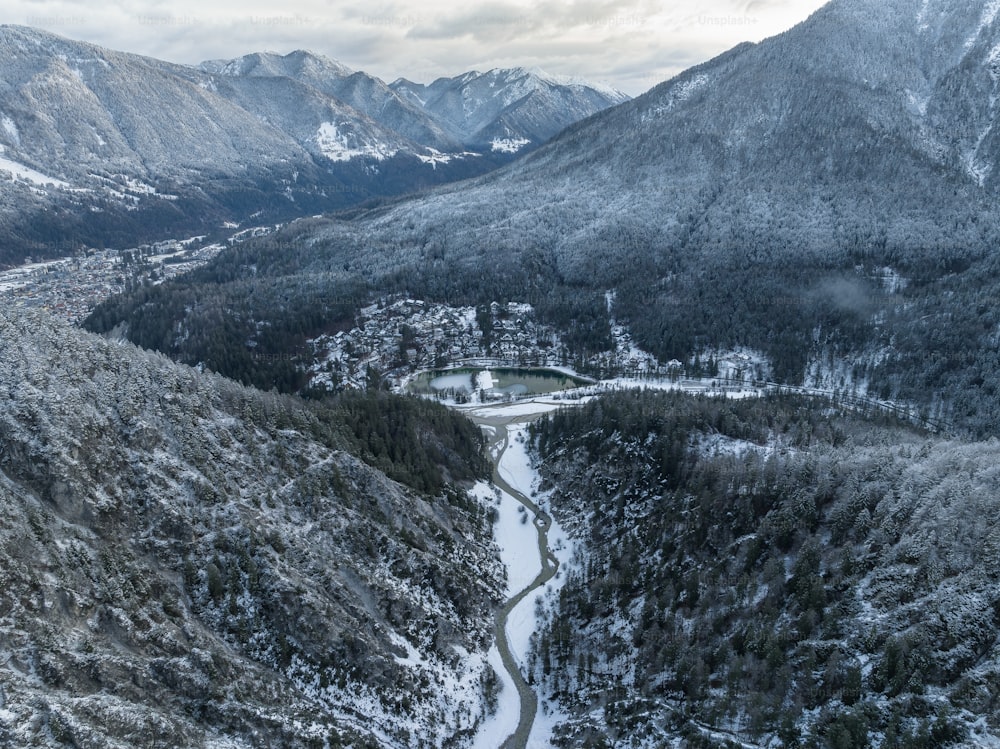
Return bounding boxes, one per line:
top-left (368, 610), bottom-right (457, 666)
top-left (87, 0), bottom-right (1000, 436)
top-left (0, 307), bottom-right (501, 747)
top-left (527, 390), bottom-right (1000, 746)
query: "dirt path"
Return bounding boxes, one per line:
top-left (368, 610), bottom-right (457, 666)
top-left (471, 412), bottom-right (559, 749)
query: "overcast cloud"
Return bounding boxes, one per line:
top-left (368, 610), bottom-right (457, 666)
top-left (8, 0), bottom-right (827, 95)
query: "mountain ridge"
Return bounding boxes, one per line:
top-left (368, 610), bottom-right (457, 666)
top-left (0, 24), bottom-right (624, 266)
top-left (389, 66), bottom-right (629, 151)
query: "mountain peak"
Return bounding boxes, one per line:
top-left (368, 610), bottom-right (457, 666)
top-left (199, 49), bottom-right (354, 79)
top-left (389, 66), bottom-right (630, 148)
top-left (505, 65), bottom-right (629, 101)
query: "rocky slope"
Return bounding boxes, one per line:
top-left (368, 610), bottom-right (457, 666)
top-left (199, 51), bottom-right (460, 153)
top-left (0, 307), bottom-right (504, 747)
top-left (390, 67), bottom-right (629, 152)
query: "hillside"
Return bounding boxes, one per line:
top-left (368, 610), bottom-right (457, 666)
top-left (526, 390), bottom-right (1000, 746)
top-left (0, 308), bottom-right (503, 747)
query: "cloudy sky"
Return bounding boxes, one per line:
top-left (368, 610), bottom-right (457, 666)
top-left (11, 0), bottom-right (828, 95)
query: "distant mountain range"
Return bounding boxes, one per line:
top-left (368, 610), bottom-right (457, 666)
top-left (88, 0), bottom-right (1000, 435)
top-left (0, 25), bottom-right (626, 266)
top-left (390, 67), bottom-right (629, 152)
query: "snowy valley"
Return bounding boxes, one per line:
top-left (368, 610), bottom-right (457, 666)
top-left (8, 0), bottom-right (1000, 747)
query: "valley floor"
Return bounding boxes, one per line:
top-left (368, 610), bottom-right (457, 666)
top-left (467, 403), bottom-right (576, 748)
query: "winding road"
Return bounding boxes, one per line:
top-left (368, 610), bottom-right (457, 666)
top-left (470, 411), bottom-right (560, 749)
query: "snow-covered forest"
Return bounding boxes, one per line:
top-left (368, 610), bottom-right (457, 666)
top-left (9, 0), bottom-right (1000, 746)
top-left (0, 308), bottom-right (502, 747)
top-left (527, 390), bottom-right (1000, 746)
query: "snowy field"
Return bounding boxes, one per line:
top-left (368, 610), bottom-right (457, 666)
top-left (467, 399), bottom-right (569, 419)
top-left (497, 426), bottom-right (537, 500)
top-left (473, 478), bottom-right (541, 597)
top-left (471, 646), bottom-right (520, 749)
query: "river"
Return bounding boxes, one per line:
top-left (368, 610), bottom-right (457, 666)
top-left (468, 409), bottom-right (562, 749)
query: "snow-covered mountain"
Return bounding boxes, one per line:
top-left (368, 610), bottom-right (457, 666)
top-left (91, 0), bottom-right (1000, 435)
top-left (0, 306), bottom-right (502, 747)
top-left (200, 51), bottom-right (460, 153)
top-left (0, 25), bottom-right (434, 264)
top-left (355, 0), bottom-right (1000, 271)
top-left (0, 25), bottom-right (467, 182)
top-left (391, 67), bottom-right (630, 152)
top-left (0, 27), bottom-right (304, 184)
top-left (0, 27), bottom-right (622, 266)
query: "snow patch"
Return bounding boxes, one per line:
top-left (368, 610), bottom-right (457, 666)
top-left (0, 148), bottom-right (68, 188)
top-left (964, 126), bottom-right (993, 186)
top-left (468, 400), bottom-right (568, 419)
top-left (647, 73), bottom-right (711, 118)
top-left (315, 121), bottom-right (397, 162)
top-left (415, 147), bottom-right (479, 167)
top-left (506, 591), bottom-right (538, 675)
top-left (416, 148), bottom-right (453, 167)
top-left (988, 41), bottom-right (1000, 83)
top-left (491, 137), bottom-right (531, 154)
top-left (905, 89), bottom-right (929, 116)
top-left (471, 646), bottom-right (520, 749)
top-left (969, 717), bottom-right (1000, 748)
top-left (476, 369), bottom-right (497, 392)
top-left (497, 427), bottom-right (536, 501)
top-left (2, 116), bottom-right (20, 146)
top-left (966, 0), bottom-right (1000, 48)
top-left (488, 479), bottom-right (541, 597)
top-left (917, 0), bottom-right (931, 31)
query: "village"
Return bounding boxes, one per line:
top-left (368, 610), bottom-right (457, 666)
top-left (0, 239), bottom-right (223, 323)
top-left (306, 297), bottom-right (692, 392)
top-left (0, 237), bottom-right (769, 398)
top-left (0, 227), bottom-right (274, 323)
